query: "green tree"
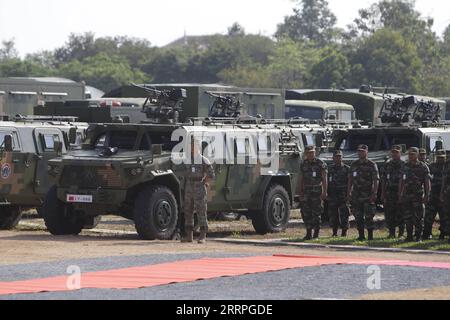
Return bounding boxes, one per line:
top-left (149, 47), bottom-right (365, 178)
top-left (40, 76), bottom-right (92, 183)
top-left (349, 28), bottom-right (422, 92)
top-left (309, 47), bottom-right (350, 89)
top-left (275, 0), bottom-right (338, 45)
top-left (59, 53), bottom-right (147, 92)
top-left (0, 39), bottom-right (18, 59)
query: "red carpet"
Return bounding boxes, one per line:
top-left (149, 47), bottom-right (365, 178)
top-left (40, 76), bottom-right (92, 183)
top-left (1, 255), bottom-right (449, 296)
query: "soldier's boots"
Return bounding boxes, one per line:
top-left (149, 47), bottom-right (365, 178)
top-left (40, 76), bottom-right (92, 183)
top-left (357, 229), bottom-right (366, 241)
top-left (313, 228), bottom-right (320, 239)
top-left (422, 225), bottom-right (433, 241)
top-left (367, 229), bottom-right (374, 241)
top-left (398, 225), bottom-right (405, 238)
top-left (303, 229), bottom-right (312, 241)
top-left (388, 228), bottom-right (396, 239)
top-left (181, 227), bottom-right (194, 243)
top-left (198, 227), bottom-right (207, 244)
top-left (332, 228), bottom-right (338, 237)
top-left (341, 229), bottom-right (348, 237)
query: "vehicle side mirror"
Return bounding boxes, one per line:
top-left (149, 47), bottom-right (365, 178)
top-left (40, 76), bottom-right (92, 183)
top-left (68, 128), bottom-right (77, 144)
top-left (435, 140), bottom-right (443, 151)
top-left (400, 144), bottom-right (407, 154)
top-left (54, 141), bottom-right (63, 155)
top-left (3, 135), bottom-right (13, 152)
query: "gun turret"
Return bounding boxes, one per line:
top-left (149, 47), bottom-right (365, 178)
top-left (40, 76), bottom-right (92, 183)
top-left (207, 92), bottom-right (243, 118)
top-left (132, 84), bottom-right (187, 124)
top-left (378, 94), bottom-right (441, 125)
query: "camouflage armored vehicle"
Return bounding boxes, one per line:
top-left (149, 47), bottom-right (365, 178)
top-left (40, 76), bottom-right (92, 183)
top-left (322, 96), bottom-right (450, 166)
top-left (287, 87), bottom-right (446, 126)
top-left (103, 84), bottom-right (285, 121)
top-left (0, 118), bottom-right (88, 230)
top-left (42, 116), bottom-right (327, 240)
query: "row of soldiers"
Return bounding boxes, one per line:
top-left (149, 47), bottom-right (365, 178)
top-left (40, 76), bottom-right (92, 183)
top-left (298, 144), bottom-right (450, 243)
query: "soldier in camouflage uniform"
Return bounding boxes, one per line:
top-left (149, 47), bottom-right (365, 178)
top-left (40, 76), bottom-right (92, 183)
top-left (440, 158), bottom-right (450, 244)
top-left (399, 147), bottom-right (431, 242)
top-left (419, 148), bottom-right (429, 164)
top-left (423, 150), bottom-right (446, 240)
top-left (347, 145), bottom-right (379, 241)
top-left (327, 150), bottom-right (350, 237)
top-left (182, 140), bottom-right (215, 244)
top-left (299, 145), bottom-right (328, 240)
top-left (381, 145), bottom-right (405, 238)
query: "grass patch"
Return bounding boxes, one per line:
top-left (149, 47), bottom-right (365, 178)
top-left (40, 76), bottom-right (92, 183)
top-left (288, 230), bottom-right (450, 251)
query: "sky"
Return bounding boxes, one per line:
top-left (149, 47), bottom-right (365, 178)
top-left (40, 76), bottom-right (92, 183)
top-left (0, 0), bottom-right (449, 56)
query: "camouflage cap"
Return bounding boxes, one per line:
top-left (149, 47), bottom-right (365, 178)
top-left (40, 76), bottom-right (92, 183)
top-left (333, 150), bottom-right (343, 156)
top-left (391, 145), bottom-right (402, 152)
top-left (436, 149), bottom-right (447, 158)
top-left (305, 145), bottom-right (316, 152)
top-left (419, 148), bottom-right (427, 155)
top-left (408, 147), bottom-right (419, 154)
top-left (357, 144), bottom-right (369, 151)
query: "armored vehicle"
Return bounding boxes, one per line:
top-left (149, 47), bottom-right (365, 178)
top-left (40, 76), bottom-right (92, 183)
top-left (42, 117), bottom-right (327, 240)
top-left (287, 87), bottom-right (446, 126)
top-left (285, 100), bottom-right (355, 122)
top-left (35, 98), bottom-right (149, 124)
top-left (323, 96), bottom-right (450, 166)
top-left (0, 118), bottom-right (88, 230)
top-left (103, 84), bottom-right (285, 121)
top-left (0, 77), bottom-right (86, 117)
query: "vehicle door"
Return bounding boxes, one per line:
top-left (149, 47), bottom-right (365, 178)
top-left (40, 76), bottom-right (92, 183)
top-left (0, 128), bottom-right (31, 196)
top-left (33, 128), bottom-right (66, 195)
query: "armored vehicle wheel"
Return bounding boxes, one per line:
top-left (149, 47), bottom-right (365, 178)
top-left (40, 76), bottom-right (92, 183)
top-left (42, 186), bottom-right (83, 236)
top-left (83, 216), bottom-right (101, 229)
top-left (0, 206), bottom-right (22, 230)
top-left (134, 185), bottom-right (178, 240)
top-left (252, 184), bottom-right (290, 235)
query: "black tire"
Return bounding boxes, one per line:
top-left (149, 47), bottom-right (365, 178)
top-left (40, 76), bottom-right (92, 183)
top-left (42, 186), bottom-right (83, 236)
top-left (83, 216), bottom-right (101, 229)
top-left (252, 184), bottom-right (290, 235)
top-left (0, 206), bottom-right (22, 230)
top-left (134, 185), bottom-right (178, 240)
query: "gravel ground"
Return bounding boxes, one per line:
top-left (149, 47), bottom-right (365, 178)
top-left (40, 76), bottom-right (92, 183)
top-left (2, 263), bottom-right (450, 300)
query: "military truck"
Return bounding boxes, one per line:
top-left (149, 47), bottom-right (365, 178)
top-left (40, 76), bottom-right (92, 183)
top-left (0, 118), bottom-right (88, 230)
top-left (41, 116), bottom-right (328, 240)
top-left (287, 87), bottom-right (446, 126)
top-left (0, 77), bottom-right (86, 117)
top-left (285, 100), bottom-right (355, 123)
top-left (103, 84), bottom-right (286, 121)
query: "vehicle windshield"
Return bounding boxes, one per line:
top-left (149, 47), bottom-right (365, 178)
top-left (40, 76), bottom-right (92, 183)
top-left (336, 132), bottom-right (420, 151)
top-left (285, 106), bottom-right (323, 120)
top-left (95, 131), bottom-right (138, 150)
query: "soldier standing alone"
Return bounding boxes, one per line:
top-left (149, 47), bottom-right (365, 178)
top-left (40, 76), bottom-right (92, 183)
top-left (423, 150), bottom-right (446, 240)
top-left (347, 145), bottom-right (379, 241)
top-left (299, 146), bottom-right (328, 240)
top-left (327, 150), bottom-right (350, 237)
top-left (182, 140), bottom-right (215, 244)
top-left (381, 145), bottom-right (405, 238)
top-left (399, 147), bottom-right (431, 242)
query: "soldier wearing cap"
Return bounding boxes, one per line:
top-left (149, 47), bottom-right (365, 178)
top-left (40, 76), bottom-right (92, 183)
top-left (347, 144), bottom-right (379, 241)
top-left (381, 145), bottom-right (405, 238)
top-left (440, 154), bottom-right (450, 244)
top-left (399, 147), bottom-right (431, 242)
top-left (327, 149), bottom-right (350, 237)
top-left (419, 148), bottom-right (429, 164)
top-left (298, 145), bottom-right (328, 240)
top-left (423, 150), bottom-right (447, 240)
